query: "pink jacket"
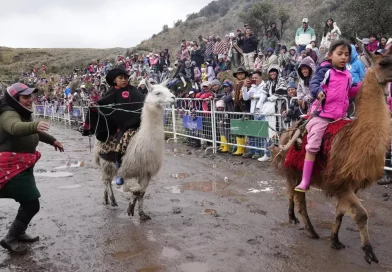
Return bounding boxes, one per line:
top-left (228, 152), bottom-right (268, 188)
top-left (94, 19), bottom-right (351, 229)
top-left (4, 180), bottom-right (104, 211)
top-left (150, 57), bottom-right (158, 65)
top-left (310, 61), bottom-right (360, 120)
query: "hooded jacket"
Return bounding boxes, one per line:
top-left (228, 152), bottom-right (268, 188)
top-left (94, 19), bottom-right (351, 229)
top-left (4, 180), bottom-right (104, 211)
top-left (310, 61), bottom-right (361, 120)
top-left (347, 44), bottom-right (365, 85)
top-left (297, 56), bottom-right (316, 107)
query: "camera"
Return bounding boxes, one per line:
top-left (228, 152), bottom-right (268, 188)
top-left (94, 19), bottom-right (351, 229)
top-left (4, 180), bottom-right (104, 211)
top-left (284, 117), bottom-right (291, 124)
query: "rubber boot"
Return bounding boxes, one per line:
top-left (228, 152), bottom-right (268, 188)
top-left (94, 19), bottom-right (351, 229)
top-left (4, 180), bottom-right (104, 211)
top-left (218, 136), bottom-right (229, 153)
top-left (232, 137), bottom-right (245, 156)
top-left (0, 220), bottom-right (28, 254)
top-left (295, 160), bottom-right (314, 192)
top-left (115, 160), bottom-right (124, 186)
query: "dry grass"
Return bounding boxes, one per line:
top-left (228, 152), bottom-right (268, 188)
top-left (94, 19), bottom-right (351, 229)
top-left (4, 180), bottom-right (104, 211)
top-left (0, 47), bottom-right (126, 84)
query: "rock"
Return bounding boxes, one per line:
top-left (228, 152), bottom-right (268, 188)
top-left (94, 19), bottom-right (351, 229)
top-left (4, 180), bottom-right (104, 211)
top-left (172, 207), bottom-right (182, 214)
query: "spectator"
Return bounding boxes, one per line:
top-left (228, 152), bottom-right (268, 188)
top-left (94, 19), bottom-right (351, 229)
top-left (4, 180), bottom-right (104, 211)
top-left (256, 65), bottom-right (288, 162)
top-left (205, 37), bottom-right (215, 61)
top-left (282, 81), bottom-right (302, 124)
top-left (258, 29), bottom-right (279, 55)
top-left (213, 36), bottom-right (228, 62)
top-left (305, 44), bottom-right (318, 63)
top-left (216, 55), bottom-right (227, 73)
top-left (150, 54), bottom-right (159, 74)
top-left (378, 37), bottom-right (388, 50)
top-left (254, 52), bottom-right (264, 70)
top-left (297, 56), bottom-right (316, 113)
top-left (220, 81), bottom-right (235, 112)
top-left (183, 61), bottom-right (195, 82)
top-left (321, 18), bottom-right (334, 49)
top-left (215, 99), bottom-right (231, 153)
top-left (232, 67), bottom-right (249, 155)
top-left (330, 22), bottom-right (341, 42)
top-left (242, 70), bottom-right (266, 159)
top-left (198, 35), bottom-right (206, 61)
top-left (285, 46), bottom-right (298, 77)
top-left (310, 41), bottom-right (320, 58)
top-left (192, 62), bottom-right (201, 82)
top-left (181, 44), bottom-right (190, 61)
top-left (158, 51), bottom-right (167, 73)
top-left (317, 45), bottom-right (327, 65)
top-left (295, 18), bottom-right (316, 52)
top-left (278, 45), bottom-right (290, 75)
top-left (268, 22), bottom-right (280, 41)
top-left (201, 67), bottom-right (207, 82)
top-left (367, 34), bottom-right (379, 53)
top-left (138, 79), bottom-right (148, 95)
top-left (386, 38), bottom-right (392, 50)
top-left (191, 43), bottom-right (203, 69)
top-left (262, 48), bottom-right (278, 74)
top-left (160, 65), bottom-right (171, 83)
top-left (347, 44), bottom-right (365, 85)
top-left (242, 26), bottom-right (258, 71)
top-left (205, 61), bottom-right (215, 82)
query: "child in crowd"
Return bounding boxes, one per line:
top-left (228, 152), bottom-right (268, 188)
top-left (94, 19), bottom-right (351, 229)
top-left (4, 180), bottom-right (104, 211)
top-left (297, 56), bottom-right (316, 114)
top-left (216, 100), bottom-right (230, 153)
top-left (201, 67), bottom-right (207, 82)
top-left (282, 81), bottom-right (301, 124)
top-left (295, 40), bottom-right (361, 192)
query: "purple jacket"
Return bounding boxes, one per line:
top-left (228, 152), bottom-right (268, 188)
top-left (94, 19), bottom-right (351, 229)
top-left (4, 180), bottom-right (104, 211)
top-left (310, 61), bottom-right (360, 120)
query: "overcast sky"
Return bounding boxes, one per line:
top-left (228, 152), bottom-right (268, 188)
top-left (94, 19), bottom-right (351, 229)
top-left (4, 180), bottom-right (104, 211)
top-left (1, 0), bottom-right (212, 48)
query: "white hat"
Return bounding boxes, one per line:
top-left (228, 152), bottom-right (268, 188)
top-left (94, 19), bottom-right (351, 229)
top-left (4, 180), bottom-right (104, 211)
top-left (306, 44), bottom-right (313, 50)
top-left (201, 81), bottom-right (210, 87)
top-left (216, 100), bottom-right (225, 108)
top-left (229, 33), bottom-right (235, 37)
top-left (189, 90), bottom-right (195, 95)
top-left (302, 18), bottom-right (309, 23)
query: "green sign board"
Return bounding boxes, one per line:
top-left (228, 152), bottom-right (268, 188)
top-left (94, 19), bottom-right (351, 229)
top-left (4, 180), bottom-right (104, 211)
top-left (230, 119), bottom-right (269, 137)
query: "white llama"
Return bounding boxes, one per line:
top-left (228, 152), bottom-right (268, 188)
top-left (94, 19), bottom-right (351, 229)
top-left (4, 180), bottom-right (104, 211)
top-left (95, 80), bottom-right (175, 220)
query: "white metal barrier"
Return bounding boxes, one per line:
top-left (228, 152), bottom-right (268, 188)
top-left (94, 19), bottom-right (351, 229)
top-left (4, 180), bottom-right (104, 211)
top-left (33, 98), bottom-right (392, 171)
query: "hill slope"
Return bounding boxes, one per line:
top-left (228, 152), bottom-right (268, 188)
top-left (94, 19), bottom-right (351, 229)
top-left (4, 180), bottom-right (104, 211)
top-left (0, 47), bottom-right (125, 84)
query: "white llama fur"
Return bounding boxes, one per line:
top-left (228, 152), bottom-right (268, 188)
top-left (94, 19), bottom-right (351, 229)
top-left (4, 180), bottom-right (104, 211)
top-left (94, 80), bottom-right (175, 220)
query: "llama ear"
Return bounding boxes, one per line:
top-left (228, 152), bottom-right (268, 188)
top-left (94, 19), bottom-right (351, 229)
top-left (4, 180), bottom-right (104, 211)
top-left (145, 78), bottom-right (154, 92)
top-left (161, 79), bottom-right (170, 87)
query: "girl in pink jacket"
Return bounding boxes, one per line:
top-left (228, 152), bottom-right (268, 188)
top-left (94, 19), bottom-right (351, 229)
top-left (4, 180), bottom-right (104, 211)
top-left (295, 40), bottom-right (361, 192)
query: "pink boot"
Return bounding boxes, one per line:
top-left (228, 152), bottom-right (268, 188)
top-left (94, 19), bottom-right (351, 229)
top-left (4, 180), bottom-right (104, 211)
top-left (295, 160), bottom-right (314, 192)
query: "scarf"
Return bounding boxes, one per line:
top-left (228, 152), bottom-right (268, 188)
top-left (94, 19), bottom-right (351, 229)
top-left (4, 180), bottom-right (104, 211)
top-left (0, 151), bottom-right (41, 189)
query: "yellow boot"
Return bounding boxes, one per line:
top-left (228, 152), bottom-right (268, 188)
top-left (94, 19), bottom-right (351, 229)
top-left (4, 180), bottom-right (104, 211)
top-left (218, 136), bottom-right (229, 153)
top-left (232, 137), bottom-right (245, 156)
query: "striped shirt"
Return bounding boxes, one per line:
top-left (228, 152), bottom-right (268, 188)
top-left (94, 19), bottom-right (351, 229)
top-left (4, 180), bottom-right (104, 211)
top-left (213, 41), bottom-right (228, 55)
top-left (205, 41), bottom-right (215, 57)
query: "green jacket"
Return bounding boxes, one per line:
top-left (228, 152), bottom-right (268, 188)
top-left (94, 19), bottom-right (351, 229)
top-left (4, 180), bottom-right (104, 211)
top-left (0, 108), bottom-right (56, 153)
top-left (258, 36), bottom-right (279, 54)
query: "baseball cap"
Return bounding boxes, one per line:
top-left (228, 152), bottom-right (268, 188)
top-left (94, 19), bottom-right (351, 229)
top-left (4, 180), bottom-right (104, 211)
top-left (223, 82), bottom-right (232, 87)
top-left (7, 83), bottom-right (37, 97)
top-left (189, 90), bottom-right (195, 95)
top-left (302, 18), bottom-right (309, 23)
top-left (201, 81), bottom-right (210, 87)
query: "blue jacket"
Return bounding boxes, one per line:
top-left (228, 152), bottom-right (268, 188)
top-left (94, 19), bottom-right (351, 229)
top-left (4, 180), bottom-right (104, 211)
top-left (64, 86), bottom-right (71, 97)
top-left (347, 44), bottom-right (365, 85)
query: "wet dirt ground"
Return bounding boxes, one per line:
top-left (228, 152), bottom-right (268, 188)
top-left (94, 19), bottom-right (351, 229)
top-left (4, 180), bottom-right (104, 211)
top-left (1, 124), bottom-right (392, 272)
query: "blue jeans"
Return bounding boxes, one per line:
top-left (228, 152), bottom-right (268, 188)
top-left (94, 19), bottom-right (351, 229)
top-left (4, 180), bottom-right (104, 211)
top-left (298, 45), bottom-right (306, 53)
top-left (254, 114), bottom-right (271, 157)
top-left (248, 137), bottom-right (262, 155)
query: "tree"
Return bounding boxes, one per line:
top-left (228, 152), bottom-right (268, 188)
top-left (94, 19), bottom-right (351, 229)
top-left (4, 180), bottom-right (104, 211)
top-left (277, 8), bottom-right (289, 40)
top-left (174, 20), bottom-right (183, 27)
top-left (162, 24), bottom-right (169, 33)
top-left (239, 1), bottom-right (276, 36)
top-left (340, 0), bottom-right (392, 37)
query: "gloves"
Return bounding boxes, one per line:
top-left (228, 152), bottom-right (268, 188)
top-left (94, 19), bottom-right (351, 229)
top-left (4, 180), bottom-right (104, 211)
top-left (268, 95), bottom-right (278, 102)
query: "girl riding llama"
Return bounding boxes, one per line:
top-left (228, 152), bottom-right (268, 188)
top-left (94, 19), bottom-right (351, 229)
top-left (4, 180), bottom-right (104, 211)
top-left (295, 40), bottom-right (361, 192)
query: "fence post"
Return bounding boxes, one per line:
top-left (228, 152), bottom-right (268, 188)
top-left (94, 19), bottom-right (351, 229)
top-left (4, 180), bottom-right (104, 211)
top-left (171, 105), bottom-right (177, 143)
top-left (210, 100), bottom-right (217, 154)
top-left (43, 104), bottom-right (47, 119)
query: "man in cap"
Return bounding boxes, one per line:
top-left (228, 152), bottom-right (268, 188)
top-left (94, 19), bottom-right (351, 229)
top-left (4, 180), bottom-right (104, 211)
top-left (295, 18), bottom-right (316, 52)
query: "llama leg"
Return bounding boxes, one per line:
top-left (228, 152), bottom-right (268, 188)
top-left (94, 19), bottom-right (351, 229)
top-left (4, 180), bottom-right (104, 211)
top-left (138, 193), bottom-right (151, 221)
top-left (331, 198), bottom-right (346, 250)
top-left (289, 190), bottom-right (300, 224)
top-left (127, 192), bottom-right (140, 217)
top-left (108, 180), bottom-right (118, 207)
top-left (103, 178), bottom-right (110, 205)
top-left (344, 192), bottom-right (378, 264)
top-left (138, 176), bottom-right (151, 221)
top-left (294, 191), bottom-right (319, 239)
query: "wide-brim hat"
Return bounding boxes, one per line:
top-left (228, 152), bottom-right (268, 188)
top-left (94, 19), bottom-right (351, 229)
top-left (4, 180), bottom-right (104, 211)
top-left (233, 67), bottom-right (249, 78)
top-left (106, 66), bottom-right (129, 86)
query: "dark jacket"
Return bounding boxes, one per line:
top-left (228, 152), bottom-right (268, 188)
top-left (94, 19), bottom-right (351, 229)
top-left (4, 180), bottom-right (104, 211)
top-left (83, 85), bottom-right (145, 141)
top-left (242, 34), bottom-right (258, 53)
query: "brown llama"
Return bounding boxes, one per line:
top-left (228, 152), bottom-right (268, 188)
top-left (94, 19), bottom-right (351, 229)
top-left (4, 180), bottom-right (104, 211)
top-left (272, 45), bottom-right (392, 264)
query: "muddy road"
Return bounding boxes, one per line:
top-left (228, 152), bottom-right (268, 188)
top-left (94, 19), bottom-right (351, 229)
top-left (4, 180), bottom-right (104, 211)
top-left (1, 124), bottom-right (392, 272)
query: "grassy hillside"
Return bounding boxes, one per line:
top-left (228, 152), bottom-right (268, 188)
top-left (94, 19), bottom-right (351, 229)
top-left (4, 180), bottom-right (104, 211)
top-left (0, 47), bottom-right (125, 84)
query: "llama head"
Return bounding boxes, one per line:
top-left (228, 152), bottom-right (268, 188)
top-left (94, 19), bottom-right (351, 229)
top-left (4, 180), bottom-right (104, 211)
top-left (144, 80), bottom-right (175, 107)
top-left (360, 40), bottom-right (392, 85)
